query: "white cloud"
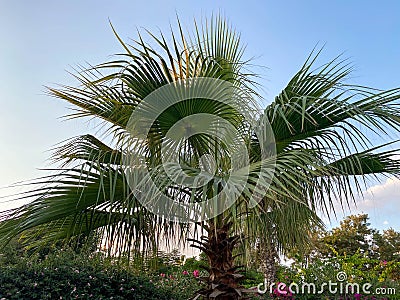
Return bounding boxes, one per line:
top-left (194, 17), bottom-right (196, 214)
top-left (322, 177), bottom-right (400, 231)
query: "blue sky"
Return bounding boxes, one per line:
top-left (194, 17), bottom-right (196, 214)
top-left (0, 0), bottom-right (399, 231)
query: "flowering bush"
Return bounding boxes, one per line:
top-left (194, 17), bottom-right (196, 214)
top-left (276, 252), bottom-right (400, 300)
top-left (1, 241), bottom-right (398, 300)
top-left (149, 267), bottom-right (204, 299)
top-left (0, 248), bottom-right (198, 300)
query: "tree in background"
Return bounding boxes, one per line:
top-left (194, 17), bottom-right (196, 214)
top-left (286, 214), bottom-right (400, 287)
top-left (294, 214), bottom-right (400, 264)
top-left (374, 228), bottom-right (400, 262)
top-left (323, 214), bottom-right (377, 258)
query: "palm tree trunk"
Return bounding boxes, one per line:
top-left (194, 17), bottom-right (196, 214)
top-left (189, 220), bottom-right (254, 300)
top-left (259, 236), bottom-right (278, 288)
top-left (206, 222), bottom-right (240, 299)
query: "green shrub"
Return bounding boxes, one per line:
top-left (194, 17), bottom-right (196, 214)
top-left (281, 252), bottom-right (400, 300)
top-left (0, 248), bottom-right (197, 300)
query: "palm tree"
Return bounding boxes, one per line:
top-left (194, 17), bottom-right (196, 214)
top-left (1, 16), bottom-right (400, 299)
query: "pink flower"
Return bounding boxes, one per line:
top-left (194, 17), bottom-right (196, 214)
top-left (182, 270), bottom-right (189, 275)
top-left (193, 270), bottom-right (200, 278)
top-left (160, 273), bottom-right (166, 277)
top-left (272, 282), bottom-right (293, 297)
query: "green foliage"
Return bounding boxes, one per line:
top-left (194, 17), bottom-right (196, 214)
top-left (1, 240), bottom-right (399, 300)
top-left (294, 214), bottom-right (400, 265)
top-left (242, 269), bottom-right (265, 289)
top-left (280, 214), bottom-right (400, 299)
top-left (0, 237), bottom-right (25, 266)
top-left (128, 248), bottom-right (185, 275)
top-left (282, 252), bottom-right (400, 299)
top-left (374, 228), bottom-right (400, 262)
top-left (183, 252), bottom-right (208, 271)
top-left (151, 267), bottom-right (203, 299)
top-left (0, 248), bottom-right (200, 300)
top-left (323, 214), bottom-right (378, 258)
